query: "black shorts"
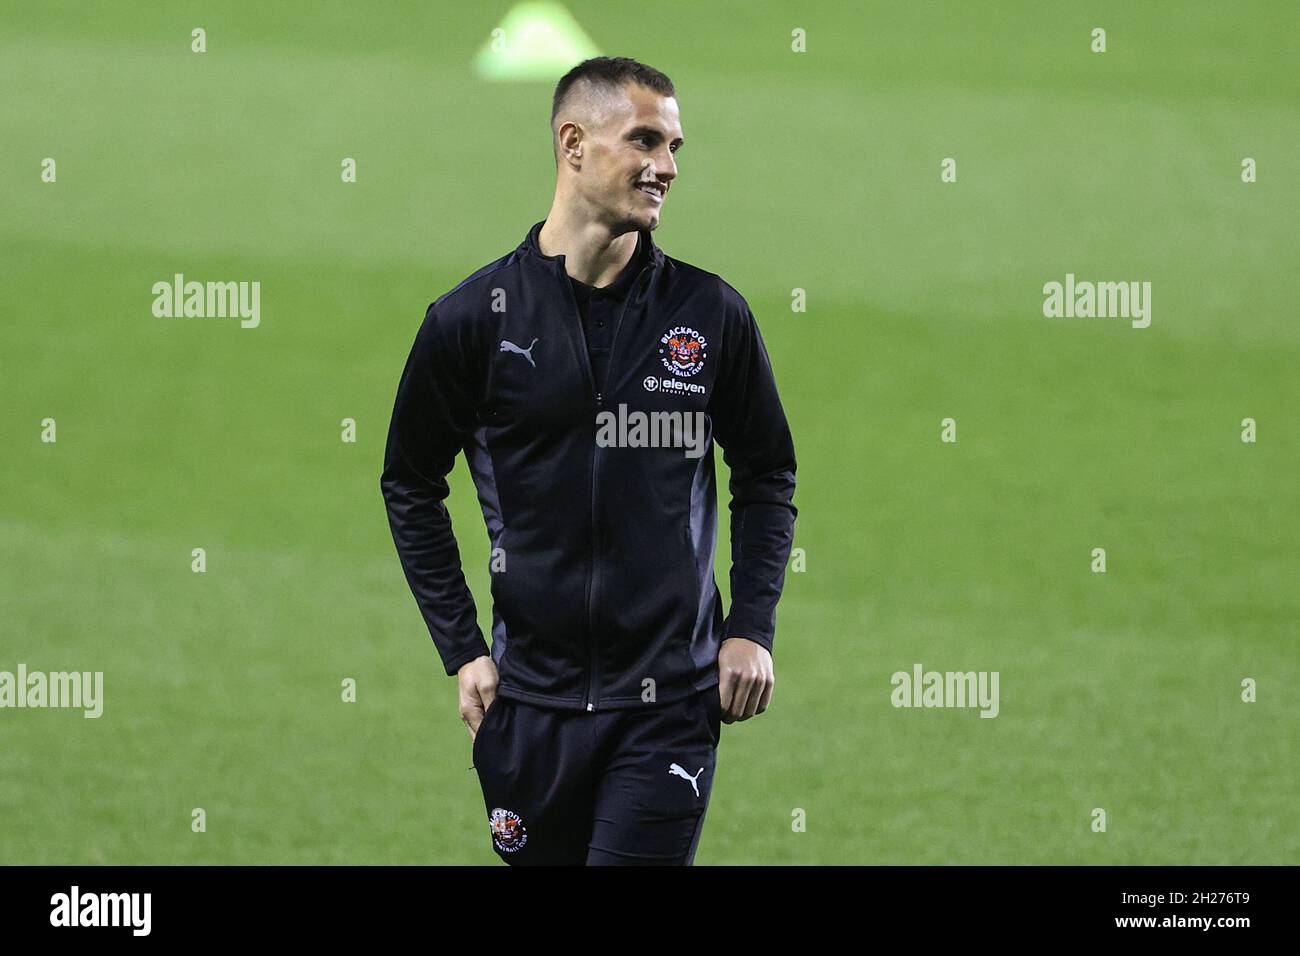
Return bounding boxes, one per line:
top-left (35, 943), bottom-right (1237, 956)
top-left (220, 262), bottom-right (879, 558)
top-left (472, 685), bottom-right (723, 865)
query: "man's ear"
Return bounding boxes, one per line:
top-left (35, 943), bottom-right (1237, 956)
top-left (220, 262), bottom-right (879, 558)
top-left (557, 121), bottom-right (584, 164)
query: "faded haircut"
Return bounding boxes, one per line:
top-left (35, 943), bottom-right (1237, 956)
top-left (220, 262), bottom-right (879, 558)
top-left (550, 56), bottom-right (675, 162)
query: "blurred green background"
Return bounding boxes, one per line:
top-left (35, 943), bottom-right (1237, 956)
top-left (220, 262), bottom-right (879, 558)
top-left (2, 0), bottom-right (1296, 864)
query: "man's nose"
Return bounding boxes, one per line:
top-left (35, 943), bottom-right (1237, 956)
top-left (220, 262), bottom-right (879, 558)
top-left (653, 148), bottom-right (677, 182)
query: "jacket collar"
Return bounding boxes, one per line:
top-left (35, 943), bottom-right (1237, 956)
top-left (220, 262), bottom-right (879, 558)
top-left (521, 219), bottom-right (668, 272)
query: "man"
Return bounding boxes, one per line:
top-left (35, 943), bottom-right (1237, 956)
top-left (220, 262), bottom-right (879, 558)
top-left (380, 56), bottom-right (797, 865)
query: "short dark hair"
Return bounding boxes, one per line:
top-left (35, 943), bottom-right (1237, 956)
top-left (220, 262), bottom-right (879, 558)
top-left (550, 56), bottom-right (675, 130)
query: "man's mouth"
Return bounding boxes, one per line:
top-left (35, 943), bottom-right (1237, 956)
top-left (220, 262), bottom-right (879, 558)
top-left (635, 180), bottom-right (666, 204)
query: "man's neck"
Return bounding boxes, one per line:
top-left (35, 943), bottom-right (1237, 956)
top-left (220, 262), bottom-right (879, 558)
top-left (538, 206), bottom-right (640, 289)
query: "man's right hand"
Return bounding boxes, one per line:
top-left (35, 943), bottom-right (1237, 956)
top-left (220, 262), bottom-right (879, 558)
top-left (458, 655), bottom-right (499, 741)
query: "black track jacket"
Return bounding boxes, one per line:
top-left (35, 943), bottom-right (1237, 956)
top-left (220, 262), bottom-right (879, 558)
top-left (381, 220), bottom-right (797, 711)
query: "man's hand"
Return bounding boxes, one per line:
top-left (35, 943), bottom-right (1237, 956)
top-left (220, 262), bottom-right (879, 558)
top-left (717, 637), bottom-right (774, 723)
top-left (458, 655), bottom-right (499, 740)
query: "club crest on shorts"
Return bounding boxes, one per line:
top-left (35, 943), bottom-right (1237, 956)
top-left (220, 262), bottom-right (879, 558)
top-left (489, 807), bottom-right (528, 853)
top-left (659, 326), bottom-right (708, 377)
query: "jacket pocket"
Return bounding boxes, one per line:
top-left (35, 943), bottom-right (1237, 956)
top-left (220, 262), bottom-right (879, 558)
top-left (701, 687), bottom-right (722, 747)
top-left (472, 698), bottom-right (504, 762)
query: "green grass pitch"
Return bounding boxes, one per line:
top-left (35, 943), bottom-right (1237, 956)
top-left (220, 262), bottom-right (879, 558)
top-left (1, 0), bottom-right (1296, 864)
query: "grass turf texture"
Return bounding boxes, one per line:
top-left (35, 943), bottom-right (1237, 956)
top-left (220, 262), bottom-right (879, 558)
top-left (1, 0), bottom-right (1296, 864)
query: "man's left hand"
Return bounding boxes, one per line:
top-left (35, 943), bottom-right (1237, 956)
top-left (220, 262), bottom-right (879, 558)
top-left (717, 637), bottom-right (774, 723)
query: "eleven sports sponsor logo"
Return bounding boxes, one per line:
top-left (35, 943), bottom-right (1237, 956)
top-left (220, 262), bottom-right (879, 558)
top-left (643, 375), bottom-right (705, 396)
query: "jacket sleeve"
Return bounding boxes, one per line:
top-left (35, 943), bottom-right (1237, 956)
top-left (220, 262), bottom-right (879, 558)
top-left (380, 301), bottom-right (491, 676)
top-left (710, 287), bottom-right (798, 655)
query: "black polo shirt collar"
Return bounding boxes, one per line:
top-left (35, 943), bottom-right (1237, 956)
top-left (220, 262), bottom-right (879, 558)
top-left (522, 219), bottom-right (667, 275)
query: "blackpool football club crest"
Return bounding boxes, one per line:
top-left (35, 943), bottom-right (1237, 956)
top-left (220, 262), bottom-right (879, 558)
top-left (489, 807), bottom-right (528, 853)
top-left (659, 326), bottom-right (708, 377)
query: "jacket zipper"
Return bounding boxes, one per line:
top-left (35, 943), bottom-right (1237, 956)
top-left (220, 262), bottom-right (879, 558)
top-left (586, 265), bottom-right (651, 712)
top-left (552, 266), bottom-right (601, 713)
top-left (555, 259), bottom-right (652, 713)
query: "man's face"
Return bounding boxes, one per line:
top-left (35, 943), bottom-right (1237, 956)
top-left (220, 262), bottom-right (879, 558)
top-left (576, 83), bottom-right (683, 232)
